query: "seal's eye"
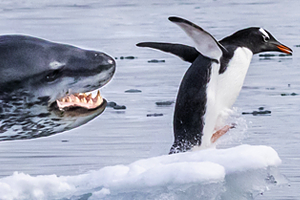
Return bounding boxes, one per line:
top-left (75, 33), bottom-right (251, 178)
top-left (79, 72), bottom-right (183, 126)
top-left (45, 70), bottom-right (60, 82)
top-left (262, 35), bottom-right (270, 42)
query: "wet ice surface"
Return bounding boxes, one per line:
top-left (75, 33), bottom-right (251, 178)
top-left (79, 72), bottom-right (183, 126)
top-left (0, 0), bottom-right (299, 199)
top-left (0, 145), bottom-right (285, 200)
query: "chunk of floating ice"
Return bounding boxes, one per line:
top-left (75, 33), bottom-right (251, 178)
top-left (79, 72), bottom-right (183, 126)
top-left (0, 145), bottom-right (284, 200)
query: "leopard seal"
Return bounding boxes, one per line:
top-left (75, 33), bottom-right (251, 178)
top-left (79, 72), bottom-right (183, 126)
top-left (0, 35), bottom-right (115, 141)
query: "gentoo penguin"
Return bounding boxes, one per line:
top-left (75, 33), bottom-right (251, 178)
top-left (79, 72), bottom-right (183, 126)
top-left (137, 16), bottom-right (292, 154)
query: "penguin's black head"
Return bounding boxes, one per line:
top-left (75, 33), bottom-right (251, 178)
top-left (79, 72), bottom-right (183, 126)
top-left (221, 27), bottom-right (292, 55)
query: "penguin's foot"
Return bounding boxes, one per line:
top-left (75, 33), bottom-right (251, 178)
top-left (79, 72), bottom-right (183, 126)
top-left (211, 124), bottom-right (235, 143)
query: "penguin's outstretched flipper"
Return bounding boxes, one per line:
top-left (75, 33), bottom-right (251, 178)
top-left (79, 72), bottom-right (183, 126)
top-left (136, 42), bottom-right (199, 63)
top-left (169, 16), bottom-right (226, 61)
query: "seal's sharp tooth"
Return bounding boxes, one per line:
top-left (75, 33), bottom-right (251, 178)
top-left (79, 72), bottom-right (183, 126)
top-left (56, 100), bottom-right (62, 107)
top-left (87, 93), bottom-right (92, 101)
top-left (61, 98), bottom-right (66, 102)
top-left (88, 99), bottom-right (93, 104)
top-left (92, 90), bottom-right (100, 102)
top-left (67, 96), bottom-right (72, 102)
top-left (96, 94), bottom-right (103, 105)
top-left (75, 96), bottom-right (80, 103)
top-left (56, 100), bottom-right (64, 110)
top-left (78, 95), bottom-right (84, 100)
top-left (82, 97), bottom-right (87, 104)
top-left (74, 93), bottom-right (79, 98)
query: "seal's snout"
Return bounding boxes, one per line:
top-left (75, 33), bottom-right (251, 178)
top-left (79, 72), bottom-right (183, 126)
top-left (87, 51), bottom-right (116, 72)
top-left (107, 57), bottom-right (115, 65)
top-left (86, 51), bottom-right (115, 65)
top-left (104, 53), bottom-right (116, 67)
top-left (100, 53), bottom-right (116, 75)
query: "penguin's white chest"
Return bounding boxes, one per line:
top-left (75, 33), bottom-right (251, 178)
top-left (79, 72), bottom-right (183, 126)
top-left (195, 47), bottom-right (253, 150)
top-left (217, 47), bottom-right (253, 110)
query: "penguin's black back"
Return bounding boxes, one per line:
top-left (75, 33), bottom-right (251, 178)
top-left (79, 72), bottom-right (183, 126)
top-left (170, 53), bottom-right (213, 154)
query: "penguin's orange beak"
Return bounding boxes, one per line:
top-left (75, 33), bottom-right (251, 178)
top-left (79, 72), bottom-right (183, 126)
top-left (276, 44), bottom-right (293, 55)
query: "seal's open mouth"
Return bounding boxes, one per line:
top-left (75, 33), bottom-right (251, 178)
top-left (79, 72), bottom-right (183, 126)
top-left (56, 90), bottom-right (104, 111)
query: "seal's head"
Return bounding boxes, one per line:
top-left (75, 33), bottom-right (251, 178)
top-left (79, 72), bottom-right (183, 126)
top-left (0, 35), bottom-right (115, 141)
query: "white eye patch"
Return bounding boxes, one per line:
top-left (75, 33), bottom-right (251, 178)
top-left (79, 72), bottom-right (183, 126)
top-left (49, 61), bottom-right (65, 69)
top-left (259, 28), bottom-right (270, 39)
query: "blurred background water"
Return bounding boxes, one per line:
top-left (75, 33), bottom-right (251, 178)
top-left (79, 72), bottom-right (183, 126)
top-left (0, 0), bottom-right (299, 199)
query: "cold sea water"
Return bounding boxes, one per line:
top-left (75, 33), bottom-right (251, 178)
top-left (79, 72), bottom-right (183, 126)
top-left (0, 0), bottom-right (299, 199)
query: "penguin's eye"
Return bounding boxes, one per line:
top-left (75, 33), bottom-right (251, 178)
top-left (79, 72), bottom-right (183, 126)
top-left (262, 35), bottom-right (270, 42)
